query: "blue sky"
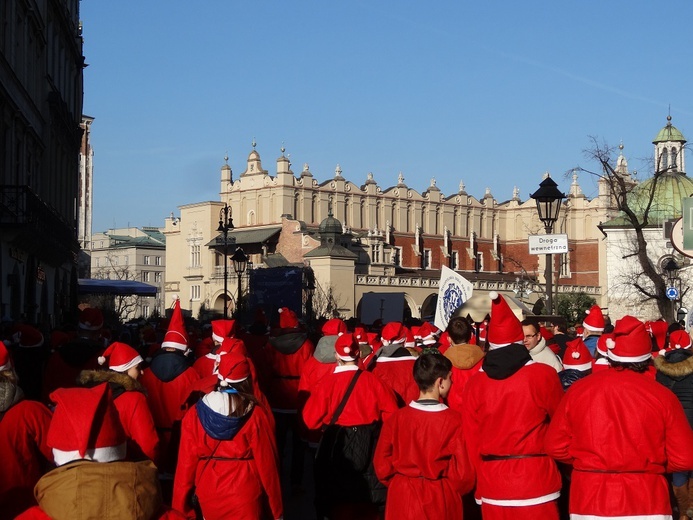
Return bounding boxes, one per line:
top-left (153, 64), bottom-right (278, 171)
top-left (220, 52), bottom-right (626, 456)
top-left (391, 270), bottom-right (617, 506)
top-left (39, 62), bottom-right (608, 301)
top-left (81, 1), bottom-right (693, 232)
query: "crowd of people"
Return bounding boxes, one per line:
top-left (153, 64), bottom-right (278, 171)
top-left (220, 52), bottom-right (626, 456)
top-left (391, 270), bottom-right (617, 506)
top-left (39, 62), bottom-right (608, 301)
top-left (1, 293), bottom-right (693, 520)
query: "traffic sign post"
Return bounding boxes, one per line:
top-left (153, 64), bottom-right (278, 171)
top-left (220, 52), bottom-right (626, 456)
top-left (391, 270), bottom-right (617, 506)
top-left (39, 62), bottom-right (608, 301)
top-left (667, 287), bottom-right (679, 301)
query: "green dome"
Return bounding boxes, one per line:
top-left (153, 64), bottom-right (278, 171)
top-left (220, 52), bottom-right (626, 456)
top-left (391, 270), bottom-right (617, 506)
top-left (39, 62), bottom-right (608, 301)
top-left (318, 213), bottom-right (343, 235)
top-left (653, 117), bottom-right (686, 143)
top-left (629, 172), bottom-right (693, 224)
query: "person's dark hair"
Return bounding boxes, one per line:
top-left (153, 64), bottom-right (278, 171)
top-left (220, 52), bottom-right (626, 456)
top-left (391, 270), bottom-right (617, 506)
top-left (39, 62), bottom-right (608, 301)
top-left (217, 378), bottom-right (258, 417)
top-left (413, 353), bottom-right (452, 391)
top-left (551, 321), bottom-right (568, 334)
top-left (520, 319), bottom-right (539, 333)
top-left (608, 358), bottom-right (654, 374)
top-left (447, 316), bottom-right (472, 344)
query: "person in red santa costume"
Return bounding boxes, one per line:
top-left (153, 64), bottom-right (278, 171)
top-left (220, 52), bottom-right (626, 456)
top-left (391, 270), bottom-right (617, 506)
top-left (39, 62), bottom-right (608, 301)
top-left (77, 341), bottom-right (159, 462)
top-left (462, 291), bottom-right (564, 520)
top-left (297, 318), bottom-right (344, 448)
top-left (303, 333), bottom-right (399, 519)
top-left (545, 315), bottom-right (693, 520)
top-left (558, 337), bottom-right (593, 391)
top-left (140, 297), bottom-right (200, 476)
top-left (264, 306), bottom-right (314, 492)
top-left (42, 307), bottom-right (106, 401)
top-left (173, 351), bottom-right (282, 520)
top-left (372, 321), bottom-right (419, 407)
top-left (443, 316), bottom-right (485, 414)
top-left (17, 383), bottom-right (183, 520)
top-left (192, 319), bottom-right (236, 377)
top-left (0, 343), bottom-right (53, 518)
top-left (374, 351), bottom-right (475, 520)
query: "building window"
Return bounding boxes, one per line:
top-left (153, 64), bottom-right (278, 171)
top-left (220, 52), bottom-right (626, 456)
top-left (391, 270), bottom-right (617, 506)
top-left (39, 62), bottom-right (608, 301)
top-left (142, 271), bottom-right (151, 282)
top-left (112, 256), bottom-right (119, 266)
top-left (190, 245), bottom-right (200, 267)
top-left (191, 285), bottom-right (201, 301)
top-left (560, 252), bottom-right (571, 278)
top-left (423, 249), bottom-right (432, 269)
top-left (475, 252), bottom-right (483, 272)
top-left (123, 255), bottom-right (129, 265)
top-left (95, 258), bottom-right (100, 267)
top-left (142, 305), bottom-right (150, 317)
top-left (372, 244), bottom-right (381, 263)
top-left (155, 256), bottom-right (162, 266)
top-left (155, 272), bottom-right (162, 283)
top-left (144, 255), bottom-right (150, 265)
top-left (393, 247), bottom-right (402, 267)
top-left (451, 251), bottom-right (459, 270)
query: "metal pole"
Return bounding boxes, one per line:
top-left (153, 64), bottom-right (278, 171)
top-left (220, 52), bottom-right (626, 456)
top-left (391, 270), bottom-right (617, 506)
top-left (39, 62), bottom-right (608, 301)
top-left (223, 228), bottom-right (228, 319)
top-left (545, 223), bottom-right (553, 315)
top-left (237, 271), bottom-right (242, 316)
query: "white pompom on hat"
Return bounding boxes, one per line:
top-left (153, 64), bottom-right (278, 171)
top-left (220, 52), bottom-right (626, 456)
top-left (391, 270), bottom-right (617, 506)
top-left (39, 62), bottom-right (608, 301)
top-left (561, 338), bottom-right (593, 372)
top-left (98, 341), bottom-right (143, 373)
top-left (487, 292), bottom-right (524, 350)
top-left (380, 322), bottom-right (406, 346)
top-left (335, 333), bottom-right (360, 361)
top-left (668, 329), bottom-right (692, 351)
top-left (216, 351), bottom-right (250, 386)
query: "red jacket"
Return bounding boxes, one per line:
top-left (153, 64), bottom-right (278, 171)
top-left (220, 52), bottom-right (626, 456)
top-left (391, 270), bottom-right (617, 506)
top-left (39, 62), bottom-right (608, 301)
top-left (297, 357), bottom-right (337, 444)
top-left (463, 360), bottom-right (563, 507)
top-left (0, 398), bottom-right (52, 518)
top-left (263, 331), bottom-right (314, 413)
top-left (374, 402), bottom-right (475, 520)
top-left (192, 354), bottom-right (216, 378)
top-left (302, 365), bottom-right (399, 429)
top-left (372, 355), bottom-right (419, 407)
top-left (173, 402), bottom-right (282, 520)
top-left (443, 342), bottom-right (485, 414)
top-left (545, 369), bottom-right (693, 518)
top-left (41, 338), bottom-right (103, 402)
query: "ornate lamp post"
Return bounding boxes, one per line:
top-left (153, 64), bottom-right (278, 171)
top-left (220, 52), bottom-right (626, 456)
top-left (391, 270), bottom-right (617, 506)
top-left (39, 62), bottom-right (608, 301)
top-left (217, 204), bottom-right (234, 319)
top-left (663, 257), bottom-right (681, 322)
top-left (531, 176), bottom-right (565, 315)
top-left (231, 247), bottom-right (248, 316)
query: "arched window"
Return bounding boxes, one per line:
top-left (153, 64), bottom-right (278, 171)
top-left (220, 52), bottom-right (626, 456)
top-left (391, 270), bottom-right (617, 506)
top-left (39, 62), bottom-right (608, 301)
top-left (376, 202), bottom-right (381, 229)
top-left (344, 196), bottom-right (349, 226)
top-left (660, 149), bottom-right (669, 171)
top-left (294, 192), bottom-right (300, 220)
top-left (360, 200), bottom-right (366, 229)
top-left (247, 210), bottom-right (256, 226)
top-left (311, 194), bottom-right (317, 224)
top-left (671, 148), bottom-right (678, 169)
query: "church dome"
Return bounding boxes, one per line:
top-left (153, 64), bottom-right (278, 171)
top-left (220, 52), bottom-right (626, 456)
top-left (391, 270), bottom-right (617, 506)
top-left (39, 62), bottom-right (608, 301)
top-left (318, 213), bottom-right (343, 235)
top-left (653, 116), bottom-right (686, 143)
top-left (629, 171), bottom-right (693, 224)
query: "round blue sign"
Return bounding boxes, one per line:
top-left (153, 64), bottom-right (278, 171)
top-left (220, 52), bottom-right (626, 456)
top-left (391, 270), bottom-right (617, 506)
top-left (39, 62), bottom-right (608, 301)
top-left (667, 287), bottom-right (679, 300)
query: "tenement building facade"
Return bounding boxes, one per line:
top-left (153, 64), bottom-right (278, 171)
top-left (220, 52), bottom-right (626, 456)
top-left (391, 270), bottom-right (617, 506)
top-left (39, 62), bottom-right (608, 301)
top-left (164, 145), bottom-right (607, 323)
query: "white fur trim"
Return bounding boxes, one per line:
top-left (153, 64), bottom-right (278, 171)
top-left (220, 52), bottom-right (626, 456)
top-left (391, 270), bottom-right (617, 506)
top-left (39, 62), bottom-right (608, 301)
top-left (582, 322), bottom-right (604, 332)
top-left (606, 338), bottom-right (616, 349)
top-left (571, 515), bottom-right (671, 520)
top-left (334, 365), bottom-right (359, 373)
top-left (607, 350), bottom-right (652, 363)
top-left (109, 355), bottom-right (143, 373)
top-left (567, 361), bottom-right (592, 372)
top-left (489, 291), bottom-right (499, 300)
top-left (212, 332), bottom-right (224, 343)
top-left (659, 349), bottom-right (667, 356)
top-left (488, 341), bottom-right (513, 350)
top-left (218, 374), bottom-right (248, 385)
top-left (336, 353), bottom-right (358, 361)
top-left (52, 443), bottom-right (127, 467)
top-left (0, 362), bottom-right (10, 371)
top-left (408, 401), bottom-right (448, 412)
top-left (481, 491), bottom-right (560, 507)
top-left (376, 356), bottom-right (415, 363)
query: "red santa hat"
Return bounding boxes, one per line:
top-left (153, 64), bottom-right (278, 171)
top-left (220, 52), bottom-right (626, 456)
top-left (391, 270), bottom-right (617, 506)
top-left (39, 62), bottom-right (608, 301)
top-left (596, 332), bottom-right (613, 357)
top-left (216, 337), bottom-right (248, 358)
top-left (0, 343), bottom-right (11, 371)
top-left (322, 318), bottom-right (347, 336)
top-left (486, 292), bottom-right (524, 350)
top-left (645, 320), bottom-right (668, 350)
top-left (278, 307), bottom-right (299, 329)
top-left (381, 322), bottom-right (407, 346)
top-left (161, 298), bottom-right (189, 351)
top-left (98, 342), bottom-right (143, 373)
top-left (540, 326), bottom-right (554, 341)
top-left (582, 305), bottom-right (605, 333)
top-left (79, 307), bottom-right (104, 331)
top-left (367, 332), bottom-right (382, 352)
top-left (660, 329), bottom-right (692, 356)
top-left (50, 330), bottom-right (71, 350)
top-left (48, 384), bottom-right (126, 467)
top-left (216, 351), bottom-right (250, 386)
top-left (562, 338), bottom-right (593, 372)
top-left (353, 326), bottom-right (369, 345)
top-left (12, 324), bottom-right (44, 348)
top-left (211, 319), bottom-right (236, 343)
top-left (335, 333), bottom-right (360, 361)
top-left (417, 322), bottom-right (440, 346)
top-left (606, 315), bottom-right (652, 363)
top-left (592, 357), bottom-right (610, 373)
top-left (575, 325), bottom-right (584, 337)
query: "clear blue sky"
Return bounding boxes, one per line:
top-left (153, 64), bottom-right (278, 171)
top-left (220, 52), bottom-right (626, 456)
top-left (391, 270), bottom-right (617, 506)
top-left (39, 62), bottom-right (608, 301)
top-left (81, 1), bottom-right (693, 232)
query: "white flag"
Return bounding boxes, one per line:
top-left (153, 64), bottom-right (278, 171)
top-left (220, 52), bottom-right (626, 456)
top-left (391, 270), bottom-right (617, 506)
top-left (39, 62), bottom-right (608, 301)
top-left (434, 266), bottom-right (474, 331)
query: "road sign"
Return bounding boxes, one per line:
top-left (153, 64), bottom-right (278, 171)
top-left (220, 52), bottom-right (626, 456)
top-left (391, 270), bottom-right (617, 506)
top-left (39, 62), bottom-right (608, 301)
top-left (671, 218), bottom-right (693, 258)
top-left (684, 197), bottom-right (693, 250)
top-left (667, 287), bottom-right (679, 300)
top-left (528, 234), bottom-right (569, 255)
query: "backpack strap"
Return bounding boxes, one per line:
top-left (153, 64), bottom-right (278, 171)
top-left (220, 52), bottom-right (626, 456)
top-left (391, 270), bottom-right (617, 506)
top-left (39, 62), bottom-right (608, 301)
top-left (328, 369), bottom-right (364, 426)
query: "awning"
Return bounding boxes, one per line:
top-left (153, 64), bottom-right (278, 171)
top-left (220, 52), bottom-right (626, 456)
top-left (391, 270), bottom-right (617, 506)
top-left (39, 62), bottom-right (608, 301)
top-left (206, 227), bottom-right (281, 248)
top-left (78, 279), bottom-right (158, 296)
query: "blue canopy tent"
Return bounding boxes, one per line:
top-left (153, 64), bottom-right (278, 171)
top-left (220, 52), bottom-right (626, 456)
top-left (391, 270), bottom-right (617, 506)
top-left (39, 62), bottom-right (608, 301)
top-left (78, 279), bottom-right (157, 296)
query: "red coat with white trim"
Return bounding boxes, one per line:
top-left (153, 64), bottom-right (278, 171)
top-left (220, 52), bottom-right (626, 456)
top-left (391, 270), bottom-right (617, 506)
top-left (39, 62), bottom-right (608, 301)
top-left (192, 354), bottom-right (216, 378)
top-left (545, 368), bottom-right (693, 518)
top-left (173, 402), bottom-right (282, 520)
top-left (263, 331), bottom-right (314, 412)
top-left (374, 401), bottom-right (475, 520)
top-left (302, 365), bottom-right (399, 429)
top-left (0, 398), bottom-right (53, 518)
top-left (462, 359), bottom-right (563, 507)
top-left (372, 354), bottom-right (419, 407)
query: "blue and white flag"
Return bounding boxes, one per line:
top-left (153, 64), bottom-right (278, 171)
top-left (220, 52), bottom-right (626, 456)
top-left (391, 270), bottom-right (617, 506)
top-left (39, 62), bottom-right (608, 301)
top-left (434, 266), bottom-right (474, 331)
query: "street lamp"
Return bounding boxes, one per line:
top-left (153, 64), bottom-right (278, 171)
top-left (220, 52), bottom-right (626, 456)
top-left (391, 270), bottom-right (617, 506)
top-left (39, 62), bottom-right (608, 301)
top-left (531, 175), bottom-right (565, 315)
top-left (663, 257), bottom-right (681, 321)
top-left (231, 247), bottom-right (248, 316)
top-left (217, 203), bottom-right (234, 319)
